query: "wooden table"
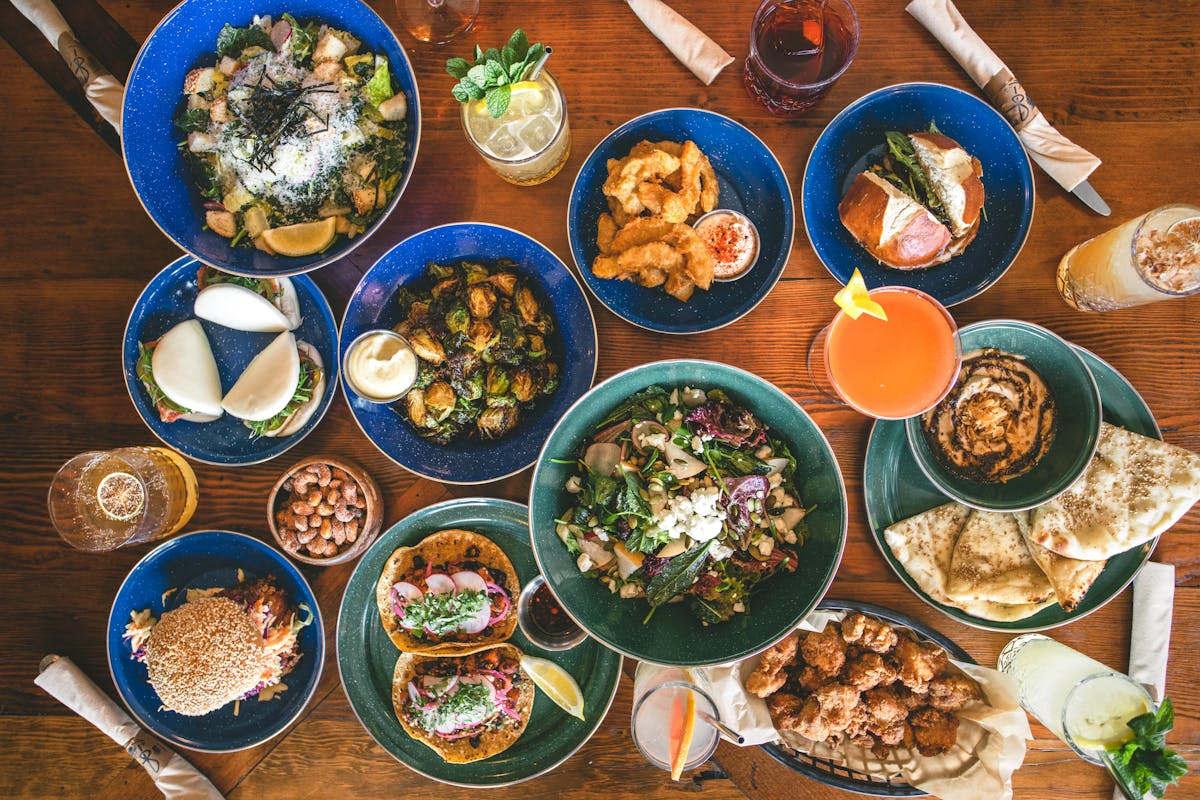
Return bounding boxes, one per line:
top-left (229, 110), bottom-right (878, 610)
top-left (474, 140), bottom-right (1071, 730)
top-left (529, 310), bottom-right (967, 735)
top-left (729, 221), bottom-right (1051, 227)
top-left (2, 1), bottom-right (1197, 797)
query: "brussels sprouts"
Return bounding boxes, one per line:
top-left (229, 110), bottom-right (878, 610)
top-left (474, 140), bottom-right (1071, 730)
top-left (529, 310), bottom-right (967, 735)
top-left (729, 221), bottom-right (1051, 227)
top-left (515, 287), bottom-right (540, 325)
top-left (405, 387), bottom-right (427, 427)
top-left (486, 365), bottom-right (510, 396)
top-left (478, 406), bottom-right (519, 439)
top-left (406, 328), bottom-right (445, 364)
top-left (467, 319), bottom-right (499, 352)
top-left (489, 272), bottom-right (518, 296)
top-left (512, 369), bottom-right (538, 403)
top-left (408, 300), bottom-right (430, 322)
top-left (425, 261), bottom-right (456, 280)
top-left (462, 261), bottom-right (491, 285)
top-left (444, 304), bottom-right (470, 334)
top-left (424, 381), bottom-right (456, 422)
top-left (467, 285), bottom-right (497, 318)
top-left (431, 276), bottom-right (459, 299)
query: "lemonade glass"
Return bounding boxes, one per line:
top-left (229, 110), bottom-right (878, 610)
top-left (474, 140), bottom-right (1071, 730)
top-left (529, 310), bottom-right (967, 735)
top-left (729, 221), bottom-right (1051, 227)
top-left (460, 69), bottom-right (570, 185)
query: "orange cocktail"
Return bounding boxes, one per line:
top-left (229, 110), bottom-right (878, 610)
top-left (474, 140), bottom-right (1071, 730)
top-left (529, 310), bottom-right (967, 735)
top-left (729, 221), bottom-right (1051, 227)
top-left (825, 287), bottom-right (960, 419)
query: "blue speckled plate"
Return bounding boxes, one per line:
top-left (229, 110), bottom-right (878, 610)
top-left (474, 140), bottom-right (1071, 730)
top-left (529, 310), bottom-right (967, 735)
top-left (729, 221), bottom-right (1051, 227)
top-left (122, 0), bottom-right (420, 277)
top-left (803, 83), bottom-right (1035, 306)
top-left (340, 223), bottom-right (597, 485)
top-left (568, 109), bottom-right (794, 334)
top-left (123, 256), bottom-right (339, 466)
top-left (337, 498), bottom-right (622, 786)
top-left (107, 531), bottom-right (324, 752)
top-left (866, 344), bottom-right (1161, 632)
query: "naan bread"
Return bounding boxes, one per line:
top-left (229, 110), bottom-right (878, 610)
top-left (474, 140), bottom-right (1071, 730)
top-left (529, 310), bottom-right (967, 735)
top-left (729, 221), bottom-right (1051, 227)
top-left (884, 503), bottom-right (1053, 622)
top-left (1015, 514), bottom-right (1106, 612)
top-left (946, 511), bottom-right (1054, 605)
top-left (1029, 423), bottom-right (1200, 560)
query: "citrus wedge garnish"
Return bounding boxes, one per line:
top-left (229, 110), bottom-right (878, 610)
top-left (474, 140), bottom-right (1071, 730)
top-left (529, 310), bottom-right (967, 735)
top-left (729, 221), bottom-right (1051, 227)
top-left (520, 655), bottom-right (585, 720)
top-left (471, 80), bottom-right (546, 117)
top-left (668, 689), bottom-right (697, 781)
top-left (97, 471), bottom-right (145, 521)
top-left (834, 268), bottom-right (888, 321)
top-left (260, 217), bottom-right (337, 257)
top-left (1165, 214), bottom-right (1200, 240)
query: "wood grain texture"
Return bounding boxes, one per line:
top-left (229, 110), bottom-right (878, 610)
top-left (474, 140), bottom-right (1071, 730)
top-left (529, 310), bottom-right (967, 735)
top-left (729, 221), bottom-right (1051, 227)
top-left (1, 0), bottom-right (1199, 799)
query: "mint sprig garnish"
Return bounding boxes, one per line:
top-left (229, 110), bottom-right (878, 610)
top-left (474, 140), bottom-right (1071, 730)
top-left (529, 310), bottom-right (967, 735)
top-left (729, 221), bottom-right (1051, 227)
top-left (1105, 697), bottom-right (1188, 799)
top-left (446, 29), bottom-right (546, 118)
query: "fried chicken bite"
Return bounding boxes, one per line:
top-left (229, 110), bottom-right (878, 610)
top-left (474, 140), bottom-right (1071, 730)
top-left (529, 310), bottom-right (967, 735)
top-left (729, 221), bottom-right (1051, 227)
top-left (846, 652), bottom-right (898, 691)
top-left (896, 638), bottom-right (948, 692)
top-left (794, 696), bottom-right (831, 742)
top-left (745, 632), bottom-right (799, 698)
top-left (909, 708), bottom-right (960, 756)
top-left (801, 625), bottom-right (848, 676)
top-left (767, 692), bottom-right (821, 737)
top-left (813, 683), bottom-right (861, 732)
top-left (797, 665), bottom-right (828, 693)
top-left (871, 719), bottom-right (913, 749)
top-left (862, 686), bottom-right (908, 725)
top-left (841, 613), bottom-right (900, 653)
top-left (928, 673), bottom-right (981, 712)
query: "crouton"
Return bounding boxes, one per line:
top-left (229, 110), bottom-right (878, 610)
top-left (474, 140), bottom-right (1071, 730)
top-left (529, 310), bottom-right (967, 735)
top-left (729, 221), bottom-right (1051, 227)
top-left (218, 56), bottom-right (241, 76)
top-left (378, 94), bottom-right (407, 122)
top-left (187, 132), bottom-right (218, 153)
top-left (183, 67), bottom-right (217, 94)
top-left (313, 34), bottom-right (348, 64)
top-left (209, 98), bottom-right (230, 124)
top-left (205, 210), bottom-right (237, 238)
top-left (312, 61), bottom-right (344, 82)
top-left (352, 185), bottom-right (386, 215)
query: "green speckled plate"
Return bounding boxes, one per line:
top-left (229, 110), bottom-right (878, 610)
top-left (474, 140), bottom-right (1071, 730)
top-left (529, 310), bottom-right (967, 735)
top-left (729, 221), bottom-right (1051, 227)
top-left (337, 498), bottom-right (622, 786)
top-left (867, 344), bottom-right (1161, 632)
top-left (529, 359), bottom-right (848, 667)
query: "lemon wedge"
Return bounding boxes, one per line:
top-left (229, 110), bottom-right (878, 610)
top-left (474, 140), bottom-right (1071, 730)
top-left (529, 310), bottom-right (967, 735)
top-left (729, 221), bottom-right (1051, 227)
top-left (260, 217), bottom-right (337, 257)
top-left (96, 471), bottom-right (145, 521)
top-left (520, 655), bottom-right (585, 720)
top-left (471, 80), bottom-right (546, 118)
top-left (668, 689), bottom-right (697, 781)
top-left (834, 268), bottom-right (888, 321)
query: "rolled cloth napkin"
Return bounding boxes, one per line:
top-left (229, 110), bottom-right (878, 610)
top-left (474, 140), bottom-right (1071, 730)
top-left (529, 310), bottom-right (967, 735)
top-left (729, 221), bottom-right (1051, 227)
top-left (1115, 562), bottom-right (1175, 800)
top-left (11, 0), bottom-right (124, 133)
top-left (35, 655), bottom-right (225, 800)
top-left (905, 0), bottom-right (1100, 192)
top-left (625, 0), bottom-right (734, 85)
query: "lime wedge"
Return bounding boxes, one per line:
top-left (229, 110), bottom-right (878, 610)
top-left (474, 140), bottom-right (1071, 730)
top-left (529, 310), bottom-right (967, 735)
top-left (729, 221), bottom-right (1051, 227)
top-left (97, 472), bottom-right (145, 521)
top-left (520, 654), bottom-right (585, 720)
top-left (834, 268), bottom-right (888, 321)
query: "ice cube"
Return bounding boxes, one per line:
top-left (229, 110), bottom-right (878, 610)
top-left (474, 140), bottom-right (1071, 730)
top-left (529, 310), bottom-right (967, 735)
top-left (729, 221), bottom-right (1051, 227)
top-left (485, 125), bottom-right (522, 158)
top-left (516, 115), bottom-right (557, 152)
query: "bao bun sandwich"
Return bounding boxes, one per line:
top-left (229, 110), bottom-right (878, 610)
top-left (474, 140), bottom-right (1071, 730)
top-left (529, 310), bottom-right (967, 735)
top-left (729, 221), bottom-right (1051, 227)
top-left (193, 267), bottom-right (301, 332)
top-left (839, 128), bottom-right (985, 270)
top-left (221, 330), bottom-right (326, 438)
top-left (122, 577), bottom-right (312, 716)
top-left (376, 529), bottom-right (519, 656)
top-left (137, 319), bottom-right (224, 423)
top-left (392, 644), bottom-right (533, 763)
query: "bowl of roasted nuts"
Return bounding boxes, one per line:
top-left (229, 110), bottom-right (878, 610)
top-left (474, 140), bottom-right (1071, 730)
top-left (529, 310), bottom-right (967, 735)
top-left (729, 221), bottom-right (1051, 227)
top-left (268, 456), bottom-right (383, 565)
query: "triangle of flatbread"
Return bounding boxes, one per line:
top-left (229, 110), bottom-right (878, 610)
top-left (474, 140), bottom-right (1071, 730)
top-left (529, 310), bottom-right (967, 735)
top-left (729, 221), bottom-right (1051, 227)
top-left (884, 503), bottom-right (1054, 622)
top-left (946, 511), bottom-right (1054, 605)
top-left (1030, 423), bottom-right (1200, 560)
top-left (1015, 513), bottom-right (1106, 613)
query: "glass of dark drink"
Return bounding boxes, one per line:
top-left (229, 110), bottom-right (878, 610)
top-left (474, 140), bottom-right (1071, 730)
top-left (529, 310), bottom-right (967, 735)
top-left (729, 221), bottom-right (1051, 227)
top-left (743, 0), bottom-right (860, 116)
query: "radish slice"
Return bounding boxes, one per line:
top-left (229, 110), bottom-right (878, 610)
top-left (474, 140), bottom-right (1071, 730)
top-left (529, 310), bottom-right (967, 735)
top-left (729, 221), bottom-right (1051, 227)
top-left (424, 573), bottom-right (456, 595)
top-left (269, 20), bottom-right (291, 49)
top-left (451, 570), bottom-right (487, 593)
top-left (460, 602), bottom-right (492, 635)
top-left (391, 581), bottom-right (424, 604)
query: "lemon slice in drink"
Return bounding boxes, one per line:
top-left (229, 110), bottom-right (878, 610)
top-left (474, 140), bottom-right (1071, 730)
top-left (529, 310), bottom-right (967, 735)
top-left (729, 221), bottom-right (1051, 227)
top-left (471, 81), bottom-right (547, 118)
top-left (668, 689), bottom-right (697, 781)
top-left (97, 472), bottom-right (145, 521)
top-left (834, 268), bottom-right (888, 321)
top-left (1165, 215), bottom-right (1200, 239)
top-left (261, 217), bottom-right (337, 257)
top-left (520, 655), bottom-right (584, 720)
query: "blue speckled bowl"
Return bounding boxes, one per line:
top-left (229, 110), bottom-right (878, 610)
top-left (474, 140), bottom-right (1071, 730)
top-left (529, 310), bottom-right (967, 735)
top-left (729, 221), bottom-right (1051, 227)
top-left (107, 531), bottom-right (324, 752)
top-left (122, 0), bottom-right (420, 277)
top-left (123, 256), bottom-right (339, 465)
top-left (568, 109), bottom-right (794, 334)
top-left (528, 360), bottom-right (847, 666)
top-left (803, 83), bottom-right (1034, 306)
top-left (340, 223), bottom-right (598, 485)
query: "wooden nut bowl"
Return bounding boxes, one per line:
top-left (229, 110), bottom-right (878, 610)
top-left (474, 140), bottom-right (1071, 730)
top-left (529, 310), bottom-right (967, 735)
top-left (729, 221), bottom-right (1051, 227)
top-left (267, 455), bottom-right (383, 566)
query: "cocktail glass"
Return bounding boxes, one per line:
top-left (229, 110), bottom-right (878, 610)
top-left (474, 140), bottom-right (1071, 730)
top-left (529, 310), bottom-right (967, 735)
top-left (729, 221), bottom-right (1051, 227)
top-left (631, 662), bottom-right (722, 774)
top-left (1057, 203), bottom-right (1200, 311)
top-left (397, 0), bottom-right (478, 45)
top-left (999, 634), bottom-right (1156, 798)
top-left (48, 447), bottom-right (198, 552)
top-left (743, 0), bottom-right (860, 116)
top-left (460, 68), bottom-right (571, 186)
top-left (807, 286), bottom-right (961, 419)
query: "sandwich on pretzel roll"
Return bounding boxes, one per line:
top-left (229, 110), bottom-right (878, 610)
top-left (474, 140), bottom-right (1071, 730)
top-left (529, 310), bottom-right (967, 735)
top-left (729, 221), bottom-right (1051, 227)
top-left (838, 130), bottom-right (984, 270)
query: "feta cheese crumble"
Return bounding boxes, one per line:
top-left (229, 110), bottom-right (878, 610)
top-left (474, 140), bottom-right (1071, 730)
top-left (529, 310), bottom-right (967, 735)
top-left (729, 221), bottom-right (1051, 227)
top-left (655, 486), bottom-right (726, 543)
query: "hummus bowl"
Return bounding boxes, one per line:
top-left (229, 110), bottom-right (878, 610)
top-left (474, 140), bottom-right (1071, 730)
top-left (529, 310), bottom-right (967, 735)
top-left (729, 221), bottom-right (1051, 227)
top-left (903, 320), bottom-right (1101, 512)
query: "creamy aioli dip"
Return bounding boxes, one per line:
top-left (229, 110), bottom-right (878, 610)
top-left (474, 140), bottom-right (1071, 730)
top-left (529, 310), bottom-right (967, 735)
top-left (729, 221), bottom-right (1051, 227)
top-left (346, 331), bottom-right (418, 401)
top-left (694, 210), bottom-right (760, 281)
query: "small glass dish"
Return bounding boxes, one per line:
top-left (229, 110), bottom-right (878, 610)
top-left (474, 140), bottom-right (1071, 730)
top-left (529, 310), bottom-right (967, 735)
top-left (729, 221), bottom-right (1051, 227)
top-left (692, 209), bottom-right (761, 282)
top-left (341, 329), bottom-right (417, 404)
top-left (516, 575), bottom-right (587, 651)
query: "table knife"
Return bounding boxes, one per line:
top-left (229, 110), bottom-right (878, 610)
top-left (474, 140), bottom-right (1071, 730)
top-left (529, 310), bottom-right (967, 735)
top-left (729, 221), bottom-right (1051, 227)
top-left (1071, 180), bottom-right (1111, 216)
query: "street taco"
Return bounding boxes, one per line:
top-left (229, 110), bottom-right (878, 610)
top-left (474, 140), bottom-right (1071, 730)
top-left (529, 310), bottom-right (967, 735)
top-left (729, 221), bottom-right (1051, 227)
top-left (392, 644), bottom-right (534, 763)
top-left (375, 529), bottom-right (519, 655)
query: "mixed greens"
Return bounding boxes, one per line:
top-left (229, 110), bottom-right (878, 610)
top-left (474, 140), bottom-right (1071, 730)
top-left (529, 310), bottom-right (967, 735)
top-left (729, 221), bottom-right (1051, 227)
top-left (177, 13), bottom-right (410, 254)
top-left (869, 121), bottom-right (953, 228)
top-left (393, 259), bottom-right (560, 445)
top-left (556, 385), bottom-right (808, 624)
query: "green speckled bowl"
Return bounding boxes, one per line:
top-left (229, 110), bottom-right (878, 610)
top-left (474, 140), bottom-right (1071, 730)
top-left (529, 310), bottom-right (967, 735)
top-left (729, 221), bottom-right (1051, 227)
top-left (904, 319), bottom-right (1102, 512)
top-left (528, 360), bottom-right (848, 667)
top-left (337, 498), bottom-right (622, 786)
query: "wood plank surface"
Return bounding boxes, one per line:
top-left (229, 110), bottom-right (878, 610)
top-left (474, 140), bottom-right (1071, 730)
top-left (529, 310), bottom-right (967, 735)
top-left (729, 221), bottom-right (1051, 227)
top-left (1, 1), bottom-right (1198, 799)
